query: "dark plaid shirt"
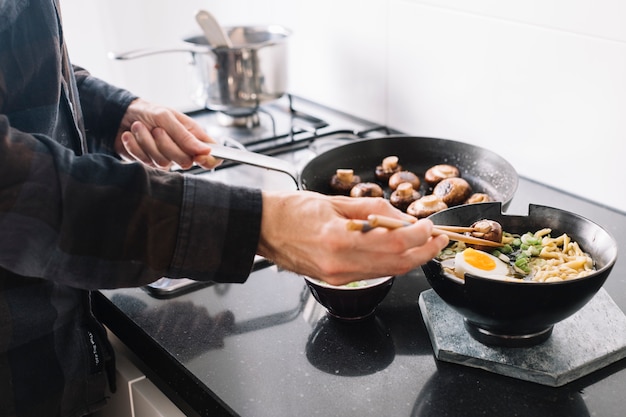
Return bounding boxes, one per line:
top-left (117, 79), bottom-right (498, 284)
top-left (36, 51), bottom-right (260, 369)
top-left (0, 1), bottom-right (262, 416)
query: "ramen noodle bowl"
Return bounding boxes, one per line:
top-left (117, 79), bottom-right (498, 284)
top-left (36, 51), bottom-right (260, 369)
top-left (423, 202), bottom-right (618, 347)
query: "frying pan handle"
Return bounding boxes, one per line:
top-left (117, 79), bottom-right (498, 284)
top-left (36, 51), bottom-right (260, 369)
top-left (108, 44), bottom-right (209, 60)
top-left (207, 143), bottom-right (299, 187)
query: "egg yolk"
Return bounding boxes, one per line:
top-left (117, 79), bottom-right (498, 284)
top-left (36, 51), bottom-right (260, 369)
top-left (463, 248), bottom-right (496, 271)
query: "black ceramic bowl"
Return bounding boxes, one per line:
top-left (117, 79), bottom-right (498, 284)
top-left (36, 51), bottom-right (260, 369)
top-left (303, 276), bottom-right (394, 321)
top-left (421, 202), bottom-right (618, 347)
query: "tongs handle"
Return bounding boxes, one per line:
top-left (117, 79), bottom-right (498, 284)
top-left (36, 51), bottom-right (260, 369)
top-left (207, 143), bottom-right (299, 187)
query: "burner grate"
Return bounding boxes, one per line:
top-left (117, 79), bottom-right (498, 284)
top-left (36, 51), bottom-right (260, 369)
top-left (183, 93), bottom-right (393, 175)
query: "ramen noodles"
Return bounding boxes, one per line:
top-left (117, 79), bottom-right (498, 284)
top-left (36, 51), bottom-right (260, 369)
top-left (438, 228), bottom-right (595, 282)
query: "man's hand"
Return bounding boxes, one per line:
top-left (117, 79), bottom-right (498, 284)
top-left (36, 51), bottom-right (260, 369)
top-left (115, 98), bottom-right (221, 170)
top-left (257, 191), bottom-right (450, 286)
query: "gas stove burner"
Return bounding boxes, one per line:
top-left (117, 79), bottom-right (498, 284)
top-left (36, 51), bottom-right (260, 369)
top-left (217, 110), bottom-right (261, 129)
top-left (185, 94), bottom-right (392, 163)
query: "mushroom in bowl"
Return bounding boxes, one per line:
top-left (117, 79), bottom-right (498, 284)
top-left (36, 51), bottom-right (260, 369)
top-left (421, 202), bottom-right (618, 347)
top-left (303, 276), bottom-right (394, 321)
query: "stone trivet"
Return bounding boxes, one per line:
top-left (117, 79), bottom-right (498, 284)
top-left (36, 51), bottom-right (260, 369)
top-left (419, 288), bottom-right (626, 387)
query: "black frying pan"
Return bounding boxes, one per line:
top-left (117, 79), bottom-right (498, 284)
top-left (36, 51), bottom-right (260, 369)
top-left (300, 135), bottom-right (518, 206)
top-left (207, 135), bottom-right (519, 207)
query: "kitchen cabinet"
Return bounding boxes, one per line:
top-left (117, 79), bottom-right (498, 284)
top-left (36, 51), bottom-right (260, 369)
top-left (95, 332), bottom-right (185, 417)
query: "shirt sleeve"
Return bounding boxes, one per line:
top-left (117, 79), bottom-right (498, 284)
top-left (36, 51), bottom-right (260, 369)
top-left (0, 115), bottom-right (262, 290)
top-left (72, 65), bottom-right (138, 156)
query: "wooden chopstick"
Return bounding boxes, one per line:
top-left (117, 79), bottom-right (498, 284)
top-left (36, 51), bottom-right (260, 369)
top-left (346, 215), bottom-right (502, 248)
top-left (346, 219), bottom-right (376, 232)
top-left (430, 228), bottom-right (502, 247)
top-left (433, 225), bottom-right (477, 233)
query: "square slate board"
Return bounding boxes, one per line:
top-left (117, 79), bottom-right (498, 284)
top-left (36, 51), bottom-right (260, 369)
top-left (419, 288), bottom-right (626, 386)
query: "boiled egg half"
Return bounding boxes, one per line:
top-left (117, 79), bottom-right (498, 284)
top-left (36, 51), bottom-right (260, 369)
top-left (453, 247), bottom-right (510, 279)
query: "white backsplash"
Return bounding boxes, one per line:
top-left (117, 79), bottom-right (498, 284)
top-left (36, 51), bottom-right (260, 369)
top-left (61, 0), bottom-right (626, 213)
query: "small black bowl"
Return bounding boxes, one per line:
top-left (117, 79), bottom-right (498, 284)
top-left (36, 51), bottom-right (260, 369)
top-left (421, 202), bottom-right (618, 347)
top-left (303, 276), bottom-right (395, 321)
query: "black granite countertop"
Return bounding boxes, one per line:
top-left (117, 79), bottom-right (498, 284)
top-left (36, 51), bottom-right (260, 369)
top-left (94, 177), bottom-right (626, 417)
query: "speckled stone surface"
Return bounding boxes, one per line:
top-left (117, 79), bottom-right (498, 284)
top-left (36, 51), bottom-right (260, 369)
top-left (419, 288), bottom-right (626, 387)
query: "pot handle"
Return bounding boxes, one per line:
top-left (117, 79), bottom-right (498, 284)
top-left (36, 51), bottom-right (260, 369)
top-left (207, 143), bottom-right (299, 187)
top-left (108, 44), bottom-right (208, 60)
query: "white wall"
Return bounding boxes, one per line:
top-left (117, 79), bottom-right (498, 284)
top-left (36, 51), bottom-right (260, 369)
top-left (61, 0), bottom-right (626, 213)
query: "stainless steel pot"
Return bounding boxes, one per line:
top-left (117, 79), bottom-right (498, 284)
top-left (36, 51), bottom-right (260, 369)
top-left (110, 25), bottom-right (291, 115)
